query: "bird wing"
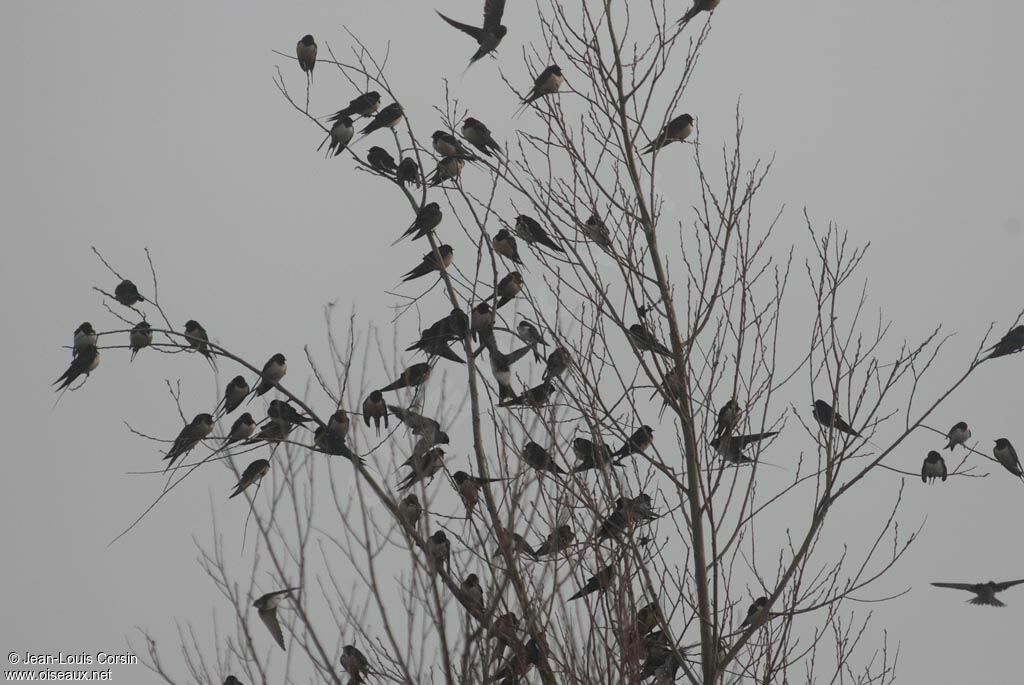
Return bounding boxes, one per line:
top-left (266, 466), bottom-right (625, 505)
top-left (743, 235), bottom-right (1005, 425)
top-left (994, 579), bottom-right (1024, 591)
top-left (483, 0), bottom-right (507, 33)
top-left (736, 431), bottom-right (780, 448)
top-left (931, 582), bottom-right (980, 592)
top-left (437, 11), bottom-right (483, 40)
top-left (259, 608), bottom-right (286, 649)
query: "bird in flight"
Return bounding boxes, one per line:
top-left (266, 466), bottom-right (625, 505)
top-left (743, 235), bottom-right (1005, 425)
top-left (436, 0), bottom-right (508, 67)
top-left (253, 587), bottom-right (300, 649)
top-left (931, 579), bottom-right (1024, 607)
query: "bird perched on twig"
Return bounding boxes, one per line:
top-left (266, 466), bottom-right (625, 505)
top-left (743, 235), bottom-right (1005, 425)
top-left (571, 437), bottom-right (618, 472)
top-left (452, 470), bottom-right (505, 518)
top-left (642, 114), bottom-right (694, 154)
top-left (366, 146), bottom-right (397, 173)
top-left (397, 202), bottom-right (443, 243)
top-left (520, 441), bottom-right (566, 475)
top-left (921, 451), bottom-right (947, 484)
top-left (253, 353), bottom-right (286, 398)
top-left (944, 421), bottom-right (971, 450)
top-left (984, 325), bottom-right (1024, 359)
top-left (613, 425), bottom-right (654, 459)
top-left (627, 323), bottom-right (672, 356)
top-left (402, 245), bottom-right (454, 282)
top-left (380, 363), bottom-right (433, 393)
top-left (569, 565), bottom-right (615, 600)
top-left (114, 279), bottom-right (145, 306)
top-left (740, 596), bottom-right (768, 628)
top-left (462, 117), bottom-right (502, 156)
top-left (812, 399), bottom-right (859, 437)
top-left (184, 319), bottom-right (216, 368)
top-left (362, 390), bottom-right (389, 435)
top-left (931, 579), bottom-right (1024, 607)
top-left (54, 345), bottom-right (100, 393)
top-left (514, 214), bottom-right (563, 252)
top-left (224, 412), bottom-right (256, 446)
top-left (219, 376), bottom-right (249, 417)
top-left (340, 644), bottom-right (370, 685)
top-left (398, 493), bottom-right (422, 527)
top-left (163, 414), bottom-right (214, 469)
top-left (714, 399), bottom-right (741, 439)
top-left (319, 116), bottom-right (353, 157)
top-left (493, 271), bottom-right (524, 309)
top-left (398, 447), bottom-right (446, 491)
top-left (993, 438), bottom-right (1023, 477)
top-left (492, 229), bottom-right (523, 264)
top-left (519, 65), bottom-right (564, 108)
top-left (534, 524), bottom-right (574, 557)
top-left (397, 157), bottom-right (420, 186)
top-left (330, 91), bottom-right (381, 120)
top-left (229, 458), bottom-right (269, 499)
top-left (426, 530), bottom-right (451, 573)
top-left (711, 431), bottom-right (778, 465)
top-left (128, 321), bottom-right (152, 362)
top-left (359, 102), bottom-right (404, 137)
top-left (296, 35), bottom-right (317, 80)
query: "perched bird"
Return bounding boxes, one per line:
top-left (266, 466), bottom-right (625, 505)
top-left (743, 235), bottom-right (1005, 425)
top-left (571, 437), bottom-right (617, 472)
top-left (520, 441), bottom-right (567, 475)
top-left (711, 431), bottom-right (779, 464)
top-left (521, 65), bottom-right (564, 106)
top-left (362, 390), bottom-right (389, 435)
top-left (229, 458), bottom-right (270, 499)
top-left (426, 530), bottom-right (451, 573)
top-left (330, 91), bottom-right (381, 120)
top-left (340, 644), bottom-right (370, 685)
top-left (627, 323), bottom-right (672, 356)
top-left (396, 157), bottom-right (420, 186)
top-left (402, 245), bottom-right (454, 281)
top-left (313, 425), bottom-right (362, 464)
top-left (437, 0), bottom-right (508, 66)
top-left (493, 637), bottom-right (541, 684)
top-left (514, 214), bottom-right (563, 252)
top-left (812, 399), bottom-right (859, 437)
top-left (452, 470), bottom-right (505, 518)
top-left (398, 202), bottom-right (443, 242)
top-left (679, 0), bottom-right (721, 25)
top-left (534, 524), bottom-right (574, 557)
top-left (359, 102), bottom-right (404, 136)
top-left (493, 532), bottom-right (536, 560)
top-left (488, 612), bottom-right (519, 658)
top-left (296, 35), bottom-right (317, 78)
top-left (163, 413), bottom-right (215, 468)
top-left (221, 376), bottom-right (250, 416)
top-left (931, 579), bottom-right (1024, 607)
top-left (517, 320), bottom-right (547, 348)
top-left (461, 573), bottom-right (485, 614)
top-left (597, 497), bottom-right (656, 540)
top-left (642, 114), bottom-right (694, 153)
top-left (945, 421), bottom-right (971, 450)
top-left (483, 336), bottom-right (533, 402)
top-left (494, 271), bottom-right (524, 309)
top-left (581, 213), bottom-right (613, 250)
top-left (492, 229), bottom-right (523, 264)
top-left (389, 405), bottom-right (450, 454)
top-left (319, 115), bottom-right (354, 157)
top-left (542, 347), bottom-right (571, 382)
top-left (471, 302), bottom-right (496, 342)
top-left (501, 380), bottom-right (554, 408)
top-left (740, 596), bottom-right (768, 628)
top-left (656, 366), bottom-right (686, 408)
top-left (327, 409), bottom-right (350, 439)
top-left (128, 321), bottom-right (152, 362)
top-left (993, 438), bottom-right (1023, 477)
top-left (428, 156), bottom-right (465, 186)
top-left (398, 493), bottom-right (422, 527)
top-left (714, 399), bottom-right (741, 438)
top-left (366, 145), bottom-right (397, 173)
top-left (613, 425), bottom-right (654, 459)
top-left (53, 345), bottom-right (100, 392)
top-left (114, 279), bottom-right (145, 306)
top-left (921, 451), bottom-right (947, 484)
top-left (432, 130), bottom-right (475, 159)
top-left (380, 362), bottom-right (432, 393)
top-left (184, 320), bottom-right (215, 367)
top-left (984, 325), bottom-right (1024, 360)
top-left (73, 322), bottom-right (98, 354)
top-left (254, 353), bottom-right (287, 398)
top-left (225, 412), bottom-right (257, 446)
top-left (407, 308), bottom-right (469, 353)
top-left (569, 565), bottom-right (615, 601)
top-left (639, 631), bottom-right (676, 682)
top-left (245, 404), bottom-right (299, 445)
top-left (253, 588), bottom-right (300, 650)
top-left (634, 601), bottom-right (663, 637)
top-left (223, 677), bottom-right (244, 685)
top-left (398, 447), bottom-right (446, 491)
top-left (462, 117), bottom-right (501, 156)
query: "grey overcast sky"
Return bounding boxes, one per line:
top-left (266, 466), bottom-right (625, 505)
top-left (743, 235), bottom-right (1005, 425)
top-left (2, 1), bottom-right (1023, 683)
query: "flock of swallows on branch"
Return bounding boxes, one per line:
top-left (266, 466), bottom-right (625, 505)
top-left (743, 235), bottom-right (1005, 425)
top-left (52, 1), bottom-right (1024, 682)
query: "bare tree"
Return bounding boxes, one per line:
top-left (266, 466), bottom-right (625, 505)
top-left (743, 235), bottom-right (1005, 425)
top-left (56, 3), bottom-right (1023, 684)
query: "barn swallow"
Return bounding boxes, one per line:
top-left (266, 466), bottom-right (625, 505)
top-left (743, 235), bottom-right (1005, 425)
top-left (634, 601), bottom-right (662, 637)
top-left (426, 530), bottom-right (451, 573)
top-left (812, 399), bottom-right (859, 437)
top-left (462, 117), bottom-right (501, 156)
top-left (254, 353), bottom-right (287, 397)
top-left (740, 596), bottom-right (768, 628)
top-left (679, 0), bottom-right (721, 25)
top-left (569, 565), bottom-right (615, 600)
top-left (711, 431), bottom-right (778, 464)
top-left (54, 344), bottom-right (100, 391)
top-left (319, 115), bottom-right (354, 157)
top-left (296, 35), bottom-right (317, 79)
top-left (229, 458), bottom-right (269, 498)
top-left (367, 145), bottom-right (397, 173)
top-left (493, 531), bottom-right (536, 559)
top-left (162, 413), bottom-right (215, 468)
top-left (397, 157), bottom-right (420, 186)
top-left (613, 425), bottom-right (654, 458)
top-left (492, 229), bottom-right (523, 264)
top-left (129, 321), bottom-right (152, 362)
top-left (398, 493), bottom-right (422, 527)
top-left (993, 438), bottom-right (1023, 477)
top-left (520, 441), bottom-right (567, 475)
top-left (656, 366), bottom-right (686, 406)
top-left (253, 587), bottom-right (300, 650)
top-left (437, 0), bottom-right (508, 66)
top-left (521, 65), bottom-right (564, 106)
top-left (359, 102), bottom-right (404, 136)
top-left (931, 579), bottom-right (1024, 607)
top-left (627, 323), bottom-right (672, 356)
top-left (225, 412), bottom-right (257, 446)
top-left (494, 271), bottom-right (524, 308)
top-left (380, 362), bottom-right (432, 392)
top-left (362, 390), bottom-right (389, 435)
top-left (714, 399), bottom-right (741, 438)
top-left (461, 573), bottom-right (485, 614)
top-left (472, 302), bottom-right (496, 342)
top-left (571, 437), bottom-right (617, 472)
top-left (407, 308), bottom-right (469, 355)
top-left (642, 114), bottom-right (694, 153)
top-left (483, 336), bottom-right (534, 402)
top-left (543, 347), bottom-right (571, 382)
top-left (409, 336), bottom-right (464, 364)
top-left (266, 399), bottom-right (313, 427)
top-left (114, 279), bottom-right (145, 306)
top-left (73, 322), bottom-right (98, 354)
top-left (488, 612), bottom-right (519, 657)
top-left (398, 447), bottom-right (446, 490)
top-left (184, 320), bottom-right (215, 367)
top-left (245, 406), bottom-right (298, 445)
top-left (597, 497), bottom-right (654, 540)
top-left (534, 524), bottom-right (574, 557)
top-left (516, 321), bottom-right (547, 348)
top-left (921, 451), bottom-right (947, 484)
top-left (328, 409), bottom-right (350, 438)
top-left (638, 631), bottom-right (675, 682)
top-left (453, 470), bottom-right (505, 518)
top-left (330, 91), bottom-right (381, 120)
top-left (945, 421), bottom-right (971, 450)
top-left (398, 202), bottom-right (443, 242)
top-left (985, 325), bottom-right (1024, 359)
top-left (501, 380), bottom-right (554, 408)
top-left (428, 156), bottom-right (465, 186)
top-left (514, 214), bottom-right (563, 252)
top-left (581, 213), bottom-right (613, 250)
top-left (432, 131), bottom-right (475, 159)
top-left (223, 677), bottom-right (243, 685)
top-left (402, 245), bottom-right (454, 281)
top-left (221, 376), bottom-right (250, 416)
top-left (340, 644), bottom-right (370, 684)
top-left (312, 425), bottom-right (361, 462)
top-left (388, 404), bottom-right (450, 452)
top-left (493, 637), bottom-right (541, 685)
